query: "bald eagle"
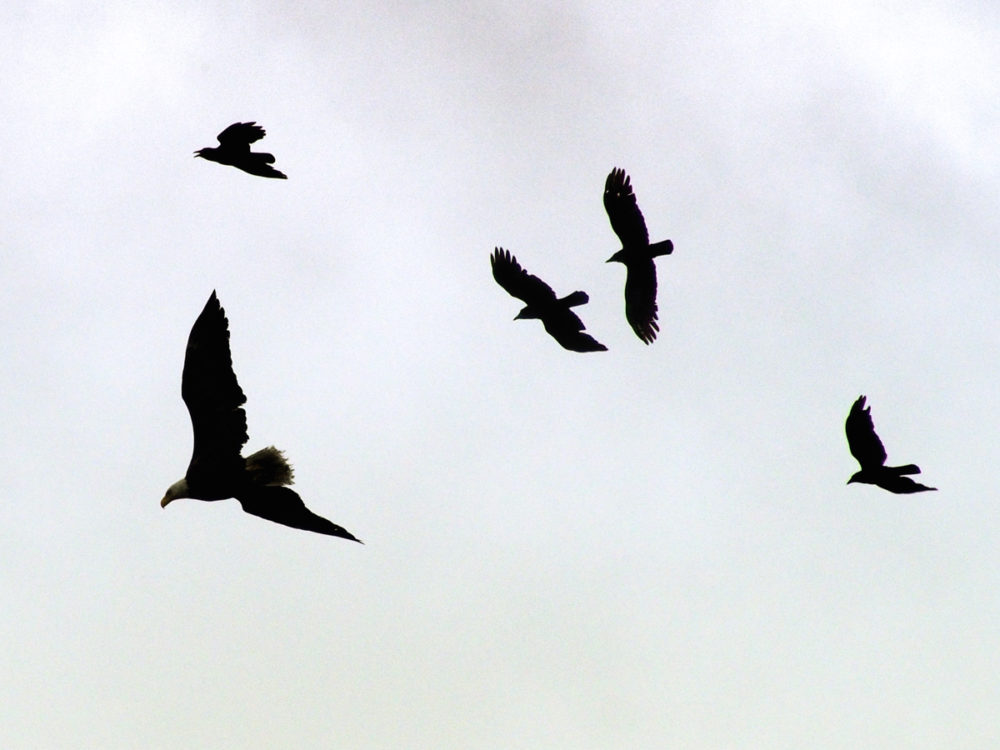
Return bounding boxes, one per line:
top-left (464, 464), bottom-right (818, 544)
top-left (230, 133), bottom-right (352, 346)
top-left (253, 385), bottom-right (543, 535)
top-left (194, 122), bottom-right (287, 179)
top-left (490, 247), bottom-right (607, 352)
top-left (161, 292), bottom-right (360, 541)
top-left (603, 168), bottom-right (673, 344)
top-left (845, 395), bottom-right (937, 494)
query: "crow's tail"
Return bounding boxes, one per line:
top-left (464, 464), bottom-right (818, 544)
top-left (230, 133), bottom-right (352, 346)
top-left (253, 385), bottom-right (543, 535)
top-left (561, 291), bottom-right (589, 307)
top-left (650, 239), bottom-right (674, 257)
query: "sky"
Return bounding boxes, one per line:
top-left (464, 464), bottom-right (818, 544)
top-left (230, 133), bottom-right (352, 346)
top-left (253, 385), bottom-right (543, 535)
top-left (2, 0), bottom-right (999, 747)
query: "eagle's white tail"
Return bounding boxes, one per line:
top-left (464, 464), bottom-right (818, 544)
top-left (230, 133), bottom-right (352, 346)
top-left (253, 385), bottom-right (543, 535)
top-left (245, 446), bottom-right (295, 486)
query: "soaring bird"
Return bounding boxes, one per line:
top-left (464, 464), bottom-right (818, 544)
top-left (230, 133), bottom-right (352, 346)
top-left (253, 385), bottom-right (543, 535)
top-left (194, 122), bottom-right (287, 179)
top-left (603, 168), bottom-right (673, 344)
top-left (161, 292), bottom-right (360, 541)
top-left (845, 395), bottom-right (937, 494)
top-left (490, 247), bottom-right (607, 352)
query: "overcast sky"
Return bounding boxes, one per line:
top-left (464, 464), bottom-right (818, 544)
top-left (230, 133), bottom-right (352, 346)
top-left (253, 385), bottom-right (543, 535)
top-left (2, 0), bottom-right (999, 747)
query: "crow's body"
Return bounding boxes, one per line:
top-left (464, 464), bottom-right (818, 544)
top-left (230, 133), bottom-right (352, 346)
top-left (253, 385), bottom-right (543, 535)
top-left (845, 395), bottom-right (937, 494)
top-left (195, 122), bottom-right (287, 179)
top-left (603, 168), bottom-right (672, 344)
top-left (490, 248), bottom-right (607, 352)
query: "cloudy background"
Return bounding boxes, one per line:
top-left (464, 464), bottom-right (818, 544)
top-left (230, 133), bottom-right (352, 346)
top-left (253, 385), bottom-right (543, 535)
top-left (2, 0), bottom-right (999, 746)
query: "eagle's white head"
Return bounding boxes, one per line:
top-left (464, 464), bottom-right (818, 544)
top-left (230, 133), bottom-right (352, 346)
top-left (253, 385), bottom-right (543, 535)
top-left (160, 478), bottom-right (190, 508)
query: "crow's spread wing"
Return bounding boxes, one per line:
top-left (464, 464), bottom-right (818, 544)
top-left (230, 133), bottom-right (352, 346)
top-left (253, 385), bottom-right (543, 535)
top-left (490, 247), bottom-right (557, 304)
top-left (845, 395), bottom-right (887, 469)
top-left (542, 319), bottom-right (608, 352)
top-left (882, 476), bottom-right (937, 494)
top-left (604, 168), bottom-right (649, 247)
top-left (216, 122), bottom-right (267, 148)
top-left (624, 261), bottom-right (659, 344)
top-left (234, 154), bottom-right (287, 179)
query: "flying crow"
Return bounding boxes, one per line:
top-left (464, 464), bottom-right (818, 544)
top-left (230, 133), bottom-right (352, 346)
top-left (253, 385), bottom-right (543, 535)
top-left (604, 168), bottom-right (673, 344)
top-left (161, 292), bottom-right (360, 540)
top-left (490, 247), bottom-right (607, 353)
top-left (194, 122), bottom-right (287, 179)
top-left (845, 395), bottom-right (937, 494)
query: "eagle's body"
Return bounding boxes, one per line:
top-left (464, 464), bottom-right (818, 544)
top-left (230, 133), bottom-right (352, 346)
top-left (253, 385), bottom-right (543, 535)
top-left (161, 292), bottom-right (360, 541)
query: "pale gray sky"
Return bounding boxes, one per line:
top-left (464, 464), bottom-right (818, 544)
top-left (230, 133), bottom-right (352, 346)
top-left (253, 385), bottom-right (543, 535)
top-left (2, 0), bottom-right (999, 747)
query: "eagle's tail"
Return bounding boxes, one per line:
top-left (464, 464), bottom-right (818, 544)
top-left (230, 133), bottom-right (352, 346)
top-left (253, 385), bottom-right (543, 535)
top-left (245, 446), bottom-right (295, 486)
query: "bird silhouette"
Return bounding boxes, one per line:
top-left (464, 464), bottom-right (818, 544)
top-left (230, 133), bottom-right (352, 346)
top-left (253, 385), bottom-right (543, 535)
top-left (490, 247), bottom-right (607, 352)
top-left (845, 395), bottom-right (937, 494)
top-left (160, 292), bottom-right (360, 541)
top-left (194, 122), bottom-right (287, 179)
top-left (603, 168), bottom-right (673, 344)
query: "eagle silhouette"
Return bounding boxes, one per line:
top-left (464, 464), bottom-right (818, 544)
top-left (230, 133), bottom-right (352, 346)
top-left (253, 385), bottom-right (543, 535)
top-left (161, 292), bottom-right (360, 540)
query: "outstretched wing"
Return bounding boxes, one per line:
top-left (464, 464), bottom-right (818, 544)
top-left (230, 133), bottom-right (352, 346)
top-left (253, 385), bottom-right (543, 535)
top-left (881, 476), bottom-right (937, 494)
top-left (542, 318), bottom-right (608, 352)
top-left (624, 261), bottom-right (659, 344)
top-left (234, 154), bottom-right (287, 179)
top-left (490, 247), bottom-right (557, 305)
top-left (845, 395), bottom-right (887, 469)
top-left (182, 291), bottom-right (249, 486)
top-left (216, 122), bottom-right (267, 149)
top-left (604, 168), bottom-right (649, 247)
top-left (238, 486), bottom-right (362, 542)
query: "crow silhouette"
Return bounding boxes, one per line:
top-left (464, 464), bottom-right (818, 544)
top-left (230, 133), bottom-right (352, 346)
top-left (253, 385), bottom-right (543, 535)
top-left (845, 395), bottom-right (937, 494)
top-left (604, 168), bottom-right (673, 344)
top-left (161, 292), bottom-right (360, 541)
top-left (490, 247), bottom-right (607, 352)
top-left (194, 122), bottom-right (287, 179)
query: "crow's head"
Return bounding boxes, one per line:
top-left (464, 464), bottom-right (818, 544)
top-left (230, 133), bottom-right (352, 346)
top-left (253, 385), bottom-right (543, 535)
top-left (514, 307), bottom-right (539, 321)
